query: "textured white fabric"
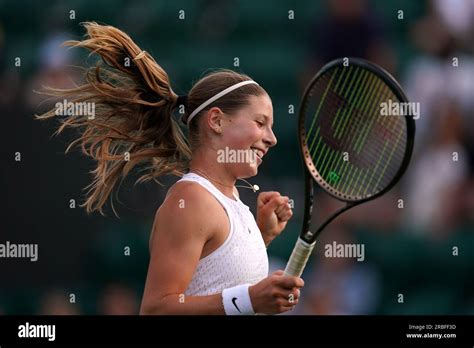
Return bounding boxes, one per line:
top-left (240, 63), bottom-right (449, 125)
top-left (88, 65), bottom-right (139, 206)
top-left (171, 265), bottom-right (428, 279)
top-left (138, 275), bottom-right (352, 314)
top-left (179, 172), bottom-right (269, 296)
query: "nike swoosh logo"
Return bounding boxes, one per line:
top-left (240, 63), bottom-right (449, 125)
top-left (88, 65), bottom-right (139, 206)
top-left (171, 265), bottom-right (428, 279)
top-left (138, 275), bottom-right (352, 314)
top-left (231, 297), bottom-right (241, 313)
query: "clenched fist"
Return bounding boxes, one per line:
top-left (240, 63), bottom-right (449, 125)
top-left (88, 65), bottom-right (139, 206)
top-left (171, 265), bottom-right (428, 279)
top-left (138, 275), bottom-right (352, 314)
top-left (256, 191), bottom-right (293, 246)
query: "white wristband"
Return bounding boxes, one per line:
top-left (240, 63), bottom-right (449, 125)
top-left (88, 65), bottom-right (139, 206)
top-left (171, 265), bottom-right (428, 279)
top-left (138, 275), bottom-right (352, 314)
top-left (222, 284), bottom-right (255, 315)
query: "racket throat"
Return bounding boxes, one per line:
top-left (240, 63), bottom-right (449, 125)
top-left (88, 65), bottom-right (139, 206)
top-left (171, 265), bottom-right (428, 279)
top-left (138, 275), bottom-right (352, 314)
top-left (303, 230), bottom-right (315, 242)
top-left (305, 203), bottom-right (357, 244)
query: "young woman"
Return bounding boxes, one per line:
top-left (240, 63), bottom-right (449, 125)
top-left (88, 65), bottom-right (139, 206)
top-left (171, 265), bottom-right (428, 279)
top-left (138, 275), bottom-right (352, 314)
top-left (38, 22), bottom-right (304, 315)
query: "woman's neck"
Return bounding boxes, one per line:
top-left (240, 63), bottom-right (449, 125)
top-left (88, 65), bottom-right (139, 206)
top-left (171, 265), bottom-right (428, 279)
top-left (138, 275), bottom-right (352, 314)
top-left (189, 150), bottom-right (236, 199)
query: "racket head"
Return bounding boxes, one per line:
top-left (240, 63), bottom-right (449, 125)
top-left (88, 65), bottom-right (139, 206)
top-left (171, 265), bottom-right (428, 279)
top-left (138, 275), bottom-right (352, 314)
top-left (299, 57), bottom-right (415, 206)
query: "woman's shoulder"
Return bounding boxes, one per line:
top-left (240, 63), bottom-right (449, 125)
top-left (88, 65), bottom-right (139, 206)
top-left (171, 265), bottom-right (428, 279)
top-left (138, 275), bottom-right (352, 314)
top-left (157, 180), bottom-right (224, 220)
top-left (164, 179), bottom-right (215, 203)
top-left (150, 180), bottom-right (225, 247)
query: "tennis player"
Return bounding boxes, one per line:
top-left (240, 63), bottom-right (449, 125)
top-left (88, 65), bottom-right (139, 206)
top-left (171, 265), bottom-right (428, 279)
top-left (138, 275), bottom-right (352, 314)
top-left (37, 22), bottom-right (304, 315)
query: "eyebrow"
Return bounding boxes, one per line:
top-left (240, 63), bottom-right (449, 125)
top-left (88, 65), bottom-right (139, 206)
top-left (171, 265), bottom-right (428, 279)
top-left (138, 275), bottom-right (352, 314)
top-left (255, 113), bottom-right (274, 127)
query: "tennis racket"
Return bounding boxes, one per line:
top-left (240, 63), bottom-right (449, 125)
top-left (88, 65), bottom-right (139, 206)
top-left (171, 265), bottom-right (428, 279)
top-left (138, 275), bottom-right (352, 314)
top-left (284, 57), bottom-right (415, 277)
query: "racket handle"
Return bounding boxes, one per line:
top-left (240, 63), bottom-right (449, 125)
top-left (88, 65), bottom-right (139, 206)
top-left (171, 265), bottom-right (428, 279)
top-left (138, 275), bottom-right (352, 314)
top-left (284, 237), bottom-right (316, 277)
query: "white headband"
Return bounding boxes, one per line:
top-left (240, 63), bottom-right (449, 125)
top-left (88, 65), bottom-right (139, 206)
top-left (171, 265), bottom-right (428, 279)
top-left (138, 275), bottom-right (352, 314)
top-left (186, 80), bottom-right (259, 126)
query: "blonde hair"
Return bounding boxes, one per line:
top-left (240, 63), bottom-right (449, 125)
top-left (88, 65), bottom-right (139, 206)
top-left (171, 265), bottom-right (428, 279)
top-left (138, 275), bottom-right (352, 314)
top-left (36, 22), bottom-right (266, 215)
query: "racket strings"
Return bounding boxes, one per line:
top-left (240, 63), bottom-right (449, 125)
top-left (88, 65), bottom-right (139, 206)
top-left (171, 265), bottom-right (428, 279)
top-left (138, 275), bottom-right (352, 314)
top-left (313, 80), bottom-right (390, 194)
top-left (307, 69), bottom-right (394, 158)
top-left (302, 66), bottom-right (410, 200)
top-left (309, 71), bottom-right (391, 174)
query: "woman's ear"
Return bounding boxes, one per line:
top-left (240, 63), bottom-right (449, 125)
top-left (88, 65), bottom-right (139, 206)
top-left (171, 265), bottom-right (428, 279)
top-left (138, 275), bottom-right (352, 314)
top-left (206, 107), bottom-right (224, 135)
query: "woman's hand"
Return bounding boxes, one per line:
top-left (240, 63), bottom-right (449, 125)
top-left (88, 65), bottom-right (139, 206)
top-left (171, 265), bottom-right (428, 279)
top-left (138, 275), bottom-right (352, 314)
top-left (249, 270), bottom-right (304, 314)
top-left (256, 191), bottom-right (293, 246)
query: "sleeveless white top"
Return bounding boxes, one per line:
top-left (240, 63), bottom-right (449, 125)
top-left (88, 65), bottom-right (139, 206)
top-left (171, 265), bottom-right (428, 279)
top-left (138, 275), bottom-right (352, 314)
top-left (179, 173), bottom-right (269, 296)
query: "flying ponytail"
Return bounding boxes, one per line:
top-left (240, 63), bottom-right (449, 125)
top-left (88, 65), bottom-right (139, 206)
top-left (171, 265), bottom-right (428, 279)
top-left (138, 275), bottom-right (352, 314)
top-left (36, 22), bottom-right (191, 215)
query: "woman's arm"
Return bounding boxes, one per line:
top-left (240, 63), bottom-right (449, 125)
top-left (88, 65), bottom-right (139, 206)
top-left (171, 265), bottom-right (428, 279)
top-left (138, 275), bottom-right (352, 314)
top-left (141, 293), bottom-right (224, 315)
top-left (140, 182), bottom-right (226, 314)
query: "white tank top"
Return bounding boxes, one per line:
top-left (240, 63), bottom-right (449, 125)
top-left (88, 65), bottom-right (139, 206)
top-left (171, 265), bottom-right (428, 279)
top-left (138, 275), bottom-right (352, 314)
top-left (178, 173), bottom-right (269, 296)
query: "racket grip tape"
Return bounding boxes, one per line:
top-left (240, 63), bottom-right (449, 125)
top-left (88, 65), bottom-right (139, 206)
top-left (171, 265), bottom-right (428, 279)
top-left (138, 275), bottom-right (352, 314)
top-left (284, 237), bottom-right (316, 277)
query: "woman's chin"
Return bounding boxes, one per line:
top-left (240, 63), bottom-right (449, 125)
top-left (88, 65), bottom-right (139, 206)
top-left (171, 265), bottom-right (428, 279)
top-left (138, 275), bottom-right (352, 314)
top-left (246, 163), bottom-right (259, 177)
top-left (234, 165), bottom-right (257, 178)
top-left (231, 160), bottom-right (261, 178)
